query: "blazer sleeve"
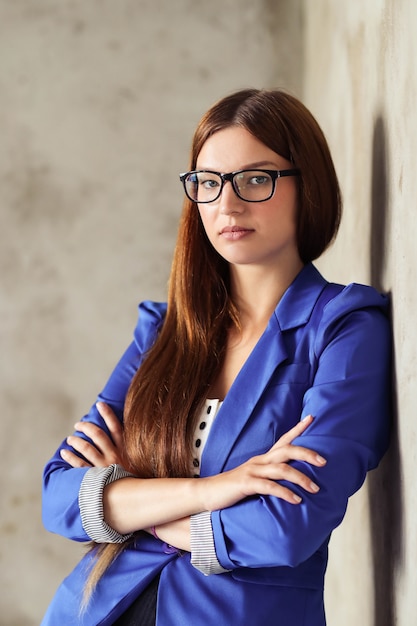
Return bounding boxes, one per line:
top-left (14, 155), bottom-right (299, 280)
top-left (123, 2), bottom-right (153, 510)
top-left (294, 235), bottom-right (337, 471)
top-left (211, 285), bottom-right (391, 571)
top-left (41, 301), bottom-right (166, 542)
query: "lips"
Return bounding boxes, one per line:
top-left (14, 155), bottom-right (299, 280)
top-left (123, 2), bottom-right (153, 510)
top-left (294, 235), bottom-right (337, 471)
top-left (219, 225), bottom-right (254, 240)
top-left (220, 225), bottom-right (253, 234)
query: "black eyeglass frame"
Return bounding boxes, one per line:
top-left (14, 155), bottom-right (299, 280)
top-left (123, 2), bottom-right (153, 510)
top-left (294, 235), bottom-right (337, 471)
top-left (179, 168), bottom-right (300, 204)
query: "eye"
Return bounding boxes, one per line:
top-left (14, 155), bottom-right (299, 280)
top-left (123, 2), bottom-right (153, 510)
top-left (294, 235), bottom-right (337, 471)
top-left (247, 174), bottom-right (270, 186)
top-left (199, 176), bottom-right (220, 190)
top-left (199, 179), bottom-right (219, 189)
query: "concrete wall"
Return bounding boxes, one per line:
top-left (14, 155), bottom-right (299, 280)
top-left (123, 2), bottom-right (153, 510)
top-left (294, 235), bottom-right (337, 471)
top-left (0, 2), bottom-right (302, 624)
top-left (0, 1), bottom-right (414, 624)
top-left (304, 2), bottom-right (416, 625)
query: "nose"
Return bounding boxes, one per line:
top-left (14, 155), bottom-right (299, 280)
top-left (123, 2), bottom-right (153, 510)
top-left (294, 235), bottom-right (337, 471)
top-left (218, 180), bottom-right (245, 214)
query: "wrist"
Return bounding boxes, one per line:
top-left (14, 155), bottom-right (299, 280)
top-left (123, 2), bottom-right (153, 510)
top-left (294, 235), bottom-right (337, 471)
top-left (192, 475), bottom-right (212, 512)
top-left (156, 517), bottom-right (191, 552)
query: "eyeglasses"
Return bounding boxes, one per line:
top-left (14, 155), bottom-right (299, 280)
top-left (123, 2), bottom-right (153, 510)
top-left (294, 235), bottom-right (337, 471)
top-left (179, 168), bottom-right (300, 204)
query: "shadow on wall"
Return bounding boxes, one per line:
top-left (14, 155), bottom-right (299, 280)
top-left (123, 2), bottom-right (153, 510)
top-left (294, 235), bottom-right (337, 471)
top-left (368, 115), bottom-right (403, 626)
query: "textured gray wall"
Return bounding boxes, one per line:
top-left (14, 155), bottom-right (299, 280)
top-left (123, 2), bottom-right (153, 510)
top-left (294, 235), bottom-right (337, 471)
top-left (2, 1), bottom-right (415, 624)
top-left (304, 2), bottom-right (416, 625)
top-left (0, 1), bottom-right (302, 624)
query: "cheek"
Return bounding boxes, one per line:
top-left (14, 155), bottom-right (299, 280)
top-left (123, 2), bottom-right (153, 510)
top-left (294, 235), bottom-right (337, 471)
top-left (263, 202), bottom-right (297, 229)
top-left (269, 193), bottom-right (299, 228)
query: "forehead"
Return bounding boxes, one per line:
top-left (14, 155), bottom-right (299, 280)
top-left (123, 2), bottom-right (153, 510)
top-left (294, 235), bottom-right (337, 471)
top-left (196, 127), bottom-right (288, 171)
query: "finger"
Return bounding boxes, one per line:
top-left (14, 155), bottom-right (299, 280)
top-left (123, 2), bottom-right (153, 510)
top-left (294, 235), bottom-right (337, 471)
top-left (238, 457), bottom-right (320, 494)
top-left (72, 421), bottom-right (125, 466)
top-left (66, 434), bottom-right (109, 467)
top-left (60, 447), bottom-right (91, 468)
top-left (267, 444), bottom-right (327, 467)
top-left (262, 463), bottom-right (321, 495)
top-left (232, 472), bottom-right (305, 505)
top-left (96, 402), bottom-right (124, 448)
top-left (275, 414), bottom-right (314, 447)
top-left (258, 481), bottom-right (303, 505)
top-left (73, 421), bottom-right (117, 456)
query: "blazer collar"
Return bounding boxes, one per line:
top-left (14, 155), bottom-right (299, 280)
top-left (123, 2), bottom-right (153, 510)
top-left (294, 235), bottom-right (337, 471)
top-left (201, 264), bottom-right (328, 475)
top-left (275, 263), bottom-right (328, 330)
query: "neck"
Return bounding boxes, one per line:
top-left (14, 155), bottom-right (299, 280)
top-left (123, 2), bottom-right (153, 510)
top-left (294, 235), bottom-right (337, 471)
top-left (229, 259), bottom-right (304, 328)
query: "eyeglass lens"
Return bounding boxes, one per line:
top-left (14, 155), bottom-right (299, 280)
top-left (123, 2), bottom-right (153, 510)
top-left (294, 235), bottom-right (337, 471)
top-left (184, 170), bottom-right (274, 203)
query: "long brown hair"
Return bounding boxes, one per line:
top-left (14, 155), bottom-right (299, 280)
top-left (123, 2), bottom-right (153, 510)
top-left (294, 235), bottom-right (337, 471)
top-left (83, 88), bottom-right (342, 600)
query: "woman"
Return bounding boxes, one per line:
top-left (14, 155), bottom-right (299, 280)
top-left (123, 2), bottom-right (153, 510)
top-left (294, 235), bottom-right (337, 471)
top-left (41, 89), bottom-right (391, 625)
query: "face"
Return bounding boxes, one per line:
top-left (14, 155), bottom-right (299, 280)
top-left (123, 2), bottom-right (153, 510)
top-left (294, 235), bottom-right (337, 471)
top-left (195, 126), bottom-right (301, 271)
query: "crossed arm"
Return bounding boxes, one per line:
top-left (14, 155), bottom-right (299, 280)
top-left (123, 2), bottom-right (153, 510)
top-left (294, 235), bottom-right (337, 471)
top-left (60, 402), bottom-right (325, 552)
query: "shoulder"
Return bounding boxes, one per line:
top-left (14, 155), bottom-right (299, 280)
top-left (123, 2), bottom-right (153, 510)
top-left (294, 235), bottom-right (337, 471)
top-left (317, 281), bottom-right (391, 350)
top-left (133, 300), bottom-right (167, 352)
top-left (323, 282), bottom-right (390, 319)
top-left (137, 300), bottom-right (168, 323)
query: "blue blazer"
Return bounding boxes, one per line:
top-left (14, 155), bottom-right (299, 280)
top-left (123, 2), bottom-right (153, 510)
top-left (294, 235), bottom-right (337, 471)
top-left (41, 264), bottom-right (391, 625)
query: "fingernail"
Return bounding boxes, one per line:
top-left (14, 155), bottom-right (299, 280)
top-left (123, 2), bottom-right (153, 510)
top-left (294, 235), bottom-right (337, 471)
top-left (293, 494), bottom-right (302, 503)
top-left (302, 414), bottom-right (313, 422)
top-left (310, 482), bottom-right (320, 493)
top-left (316, 455), bottom-right (327, 465)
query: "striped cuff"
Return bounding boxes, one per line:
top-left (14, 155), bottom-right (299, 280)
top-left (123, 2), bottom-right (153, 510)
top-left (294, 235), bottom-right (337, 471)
top-left (190, 510), bottom-right (231, 575)
top-left (79, 464), bottom-right (134, 543)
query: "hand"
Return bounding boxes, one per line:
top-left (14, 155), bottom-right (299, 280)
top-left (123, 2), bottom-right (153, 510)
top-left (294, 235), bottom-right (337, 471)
top-left (87, 415), bottom-right (325, 536)
top-left (145, 517), bottom-right (191, 552)
top-left (60, 402), bottom-right (127, 468)
top-left (196, 415), bottom-right (326, 511)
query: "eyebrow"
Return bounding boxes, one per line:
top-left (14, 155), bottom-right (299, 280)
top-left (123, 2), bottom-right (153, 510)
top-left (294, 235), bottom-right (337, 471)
top-left (195, 160), bottom-right (281, 171)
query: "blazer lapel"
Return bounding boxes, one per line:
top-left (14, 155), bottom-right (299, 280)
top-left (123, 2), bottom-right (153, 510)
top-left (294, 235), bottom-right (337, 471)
top-left (201, 314), bottom-right (288, 475)
top-left (201, 264), bottom-right (328, 476)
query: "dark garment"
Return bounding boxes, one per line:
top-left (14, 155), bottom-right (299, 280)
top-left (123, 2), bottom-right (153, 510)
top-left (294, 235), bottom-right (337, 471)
top-left (113, 575), bottom-right (160, 626)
